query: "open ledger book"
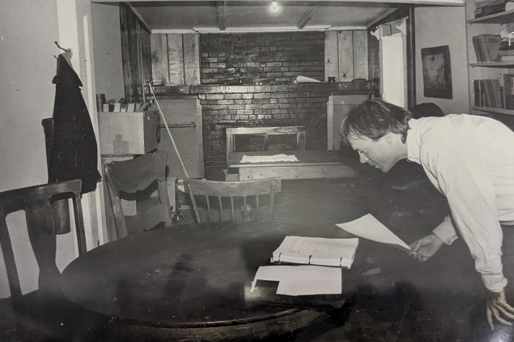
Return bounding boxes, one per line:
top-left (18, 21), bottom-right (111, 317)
top-left (335, 214), bottom-right (411, 252)
top-left (270, 236), bottom-right (359, 268)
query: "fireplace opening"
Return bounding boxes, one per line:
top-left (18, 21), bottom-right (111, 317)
top-left (226, 126), bottom-right (306, 163)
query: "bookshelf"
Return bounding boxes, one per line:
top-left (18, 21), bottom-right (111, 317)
top-left (466, 1), bottom-right (514, 118)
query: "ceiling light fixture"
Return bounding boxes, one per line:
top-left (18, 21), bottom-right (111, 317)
top-left (269, 1), bottom-right (280, 13)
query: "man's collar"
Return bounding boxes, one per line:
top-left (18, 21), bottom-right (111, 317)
top-left (406, 119), bottom-right (421, 163)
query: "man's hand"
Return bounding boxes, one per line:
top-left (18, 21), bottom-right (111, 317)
top-left (486, 289), bottom-right (514, 330)
top-left (408, 234), bottom-right (444, 262)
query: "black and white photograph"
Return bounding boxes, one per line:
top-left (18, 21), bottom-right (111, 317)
top-left (2, 1), bottom-right (514, 342)
top-left (421, 45), bottom-right (453, 99)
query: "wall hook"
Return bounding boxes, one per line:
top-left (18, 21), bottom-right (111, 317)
top-left (54, 41), bottom-right (73, 57)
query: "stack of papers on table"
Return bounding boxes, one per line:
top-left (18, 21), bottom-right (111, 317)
top-left (250, 236), bottom-right (359, 296)
top-left (251, 265), bottom-right (342, 296)
top-left (241, 154), bottom-right (299, 163)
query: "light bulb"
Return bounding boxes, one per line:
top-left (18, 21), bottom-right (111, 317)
top-left (269, 1), bottom-right (280, 13)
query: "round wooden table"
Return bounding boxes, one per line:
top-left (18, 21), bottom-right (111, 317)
top-left (60, 220), bottom-right (355, 341)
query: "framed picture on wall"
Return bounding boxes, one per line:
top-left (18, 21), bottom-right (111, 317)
top-left (421, 45), bottom-right (453, 99)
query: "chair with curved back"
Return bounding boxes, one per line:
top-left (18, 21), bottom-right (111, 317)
top-left (183, 178), bottom-right (281, 223)
top-left (0, 179), bottom-right (94, 341)
top-left (104, 150), bottom-right (173, 239)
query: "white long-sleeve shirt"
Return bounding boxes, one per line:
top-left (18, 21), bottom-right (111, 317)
top-left (406, 114), bottom-right (514, 293)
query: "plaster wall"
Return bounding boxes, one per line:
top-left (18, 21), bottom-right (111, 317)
top-left (415, 6), bottom-right (470, 114)
top-left (91, 3), bottom-right (125, 102)
top-left (0, 0), bottom-right (62, 298)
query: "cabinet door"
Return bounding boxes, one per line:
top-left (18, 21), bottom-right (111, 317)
top-left (156, 98), bottom-right (204, 179)
top-left (327, 95), bottom-right (369, 150)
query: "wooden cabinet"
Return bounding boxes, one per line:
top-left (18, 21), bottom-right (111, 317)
top-left (327, 94), bottom-right (370, 150)
top-left (466, 1), bottom-right (514, 128)
top-left (155, 97), bottom-right (204, 179)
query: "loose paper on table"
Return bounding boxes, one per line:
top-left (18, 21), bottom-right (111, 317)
top-left (251, 265), bottom-right (342, 296)
top-left (336, 214), bottom-right (411, 251)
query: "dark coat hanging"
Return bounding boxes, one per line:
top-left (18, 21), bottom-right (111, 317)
top-left (48, 54), bottom-right (101, 193)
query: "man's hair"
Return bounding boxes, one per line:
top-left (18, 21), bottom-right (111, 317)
top-left (340, 98), bottom-right (412, 145)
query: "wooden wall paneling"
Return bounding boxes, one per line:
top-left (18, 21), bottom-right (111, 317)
top-left (337, 31), bottom-right (354, 82)
top-left (367, 31), bottom-right (381, 97)
top-left (151, 34), bottom-right (170, 85)
top-left (128, 10), bottom-right (140, 102)
top-left (139, 26), bottom-right (152, 90)
top-left (194, 98), bottom-right (204, 177)
top-left (183, 33), bottom-right (201, 85)
top-left (157, 98), bottom-right (204, 179)
top-left (352, 31), bottom-right (368, 80)
top-left (167, 34), bottom-right (185, 85)
top-left (120, 4), bottom-right (133, 102)
top-left (324, 31), bottom-right (339, 82)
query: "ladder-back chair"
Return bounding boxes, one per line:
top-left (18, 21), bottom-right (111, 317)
top-left (0, 179), bottom-right (88, 341)
top-left (183, 178), bottom-right (281, 223)
top-left (104, 150), bottom-right (172, 239)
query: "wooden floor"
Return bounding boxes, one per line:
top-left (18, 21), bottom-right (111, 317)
top-left (2, 156), bottom-right (514, 341)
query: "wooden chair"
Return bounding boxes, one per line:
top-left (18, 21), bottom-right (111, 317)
top-left (0, 179), bottom-right (95, 341)
top-left (104, 150), bottom-right (172, 239)
top-left (183, 178), bottom-right (281, 223)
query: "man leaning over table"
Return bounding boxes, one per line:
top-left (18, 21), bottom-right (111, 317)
top-left (340, 98), bottom-right (514, 330)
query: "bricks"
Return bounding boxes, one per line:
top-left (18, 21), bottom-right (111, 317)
top-left (198, 84), bottom-right (330, 178)
top-left (188, 31), bottom-right (345, 179)
top-left (200, 32), bottom-right (324, 86)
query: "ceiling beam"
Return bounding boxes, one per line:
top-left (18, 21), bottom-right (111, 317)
top-left (297, 6), bottom-right (320, 29)
top-left (216, 1), bottom-right (227, 31)
top-left (126, 3), bottom-right (152, 32)
top-left (94, 0), bottom-right (464, 5)
top-left (153, 25), bottom-right (355, 34)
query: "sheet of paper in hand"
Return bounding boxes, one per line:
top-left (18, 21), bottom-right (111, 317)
top-left (271, 236), bottom-right (359, 268)
top-left (336, 214), bottom-right (411, 251)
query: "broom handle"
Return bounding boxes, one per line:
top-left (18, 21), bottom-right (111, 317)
top-left (148, 84), bottom-right (190, 178)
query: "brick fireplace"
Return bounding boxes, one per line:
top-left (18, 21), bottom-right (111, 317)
top-left (154, 31), bottom-right (369, 179)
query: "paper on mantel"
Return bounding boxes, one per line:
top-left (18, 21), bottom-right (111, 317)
top-left (251, 265), bottom-right (341, 296)
top-left (241, 154), bottom-right (299, 163)
top-left (336, 214), bottom-right (411, 250)
top-left (296, 75), bottom-right (322, 83)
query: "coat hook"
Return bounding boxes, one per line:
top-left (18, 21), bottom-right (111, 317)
top-left (54, 41), bottom-right (72, 57)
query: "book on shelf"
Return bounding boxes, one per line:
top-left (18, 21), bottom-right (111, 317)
top-left (501, 55), bottom-right (514, 62)
top-left (473, 36), bottom-right (486, 62)
top-left (500, 49), bottom-right (514, 57)
top-left (270, 236), bottom-right (359, 269)
top-left (484, 79), bottom-right (502, 108)
top-left (473, 34), bottom-right (502, 62)
top-left (475, 0), bottom-right (508, 18)
top-left (500, 39), bottom-right (514, 51)
top-left (502, 74), bottom-right (514, 110)
top-left (474, 76), bottom-right (514, 110)
top-left (476, 0), bottom-right (507, 9)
